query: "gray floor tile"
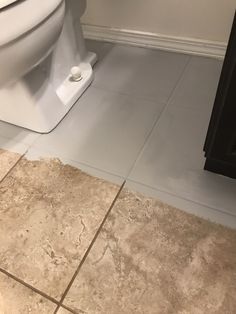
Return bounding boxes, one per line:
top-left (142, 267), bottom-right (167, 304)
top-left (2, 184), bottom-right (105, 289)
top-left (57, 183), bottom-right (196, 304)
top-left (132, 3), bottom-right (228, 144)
top-left (129, 104), bottom-right (236, 217)
top-left (30, 87), bottom-right (165, 177)
top-left (92, 44), bottom-right (190, 102)
top-left (0, 135), bottom-right (28, 155)
top-left (0, 120), bottom-right (39, 145)
top-left (169, 56), bottom-right (223, 111)
top-left (85, 39), bottom-right (114, 65)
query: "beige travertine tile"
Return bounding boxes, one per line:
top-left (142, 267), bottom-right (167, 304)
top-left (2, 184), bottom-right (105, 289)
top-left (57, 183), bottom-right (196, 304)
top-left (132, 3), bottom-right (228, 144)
top-left (57, 308), bottom-right (73, 314)
top-left (0, 158), bottom-right (120, 300)
top-left (64, 188), bottom-right (236, 314)
top-left (0, 272), bottom-right (56, 313)
top-left (0, 148), bottom-right (21, 181)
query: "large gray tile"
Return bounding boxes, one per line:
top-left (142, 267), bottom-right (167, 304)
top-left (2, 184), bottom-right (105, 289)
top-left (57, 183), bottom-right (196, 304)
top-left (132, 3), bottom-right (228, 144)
top-left (129, 105), bottom-right (236, 216)
top-left (169, 56), bottom-right (223, 111)
top-left (0, 135), bottom-right (28, 155)
top-left (0, 120), bottom-right (39, 145)
top-left (85, 39), bottom-right (114, 65)
top-left (92, 44), bottom-right (189, 102)
top-left (30, 87), bottom-right (165, 177)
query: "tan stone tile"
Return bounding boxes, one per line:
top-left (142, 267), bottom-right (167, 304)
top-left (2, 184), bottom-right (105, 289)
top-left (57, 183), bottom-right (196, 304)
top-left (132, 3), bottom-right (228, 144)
top-left (0, 158), bottom-right (120, 300)
top-left (57, 308), bottom-right (73, 314)
top-left (64, 188), bottom-right (236, 314)
top-left (0, 149), bottom-right (21, 181)
top-left (0, 271), bottom-right (56, 313)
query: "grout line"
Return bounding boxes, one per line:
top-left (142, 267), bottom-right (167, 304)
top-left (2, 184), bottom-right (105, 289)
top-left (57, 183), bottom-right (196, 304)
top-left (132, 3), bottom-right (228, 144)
top-left (126, 55), bottom-right (192, 179)
top-left (0, 151), bottom-right (26, 185)
top-left (127, 178), bottom-right (236, 219)
top-left (125, 101), bottom-right (168, 178)
top-left (60, 303), bottom-right (85, 314)
top-left (27, 134), bottom-right (42, 150)
top-left (54, 180), bottom-right (126, 314)
top-left (0, 267), bottom-right (60, 306)
top-left (163, 56), bottom-right (192, 105)
top-left (91, 84), bottom-right (167, 105)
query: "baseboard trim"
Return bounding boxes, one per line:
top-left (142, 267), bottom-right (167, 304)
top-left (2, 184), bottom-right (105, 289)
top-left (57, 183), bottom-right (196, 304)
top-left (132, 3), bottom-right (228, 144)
top-left (82, 24), bottom-right (227, 59)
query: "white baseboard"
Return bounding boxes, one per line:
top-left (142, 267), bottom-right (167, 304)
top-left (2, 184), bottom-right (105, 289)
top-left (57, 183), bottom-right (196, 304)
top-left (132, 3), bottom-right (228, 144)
top-left (82, 24), bottom-right (227, 59)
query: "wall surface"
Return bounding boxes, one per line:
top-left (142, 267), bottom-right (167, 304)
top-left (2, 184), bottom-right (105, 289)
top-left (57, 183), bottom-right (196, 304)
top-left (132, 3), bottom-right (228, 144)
top-left (82, 0), bottom-right (236, 43)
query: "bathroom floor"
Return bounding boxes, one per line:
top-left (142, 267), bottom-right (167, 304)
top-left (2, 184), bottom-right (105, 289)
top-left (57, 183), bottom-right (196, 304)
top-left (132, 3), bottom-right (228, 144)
top-left (0, 40), bottom-right (236, 313)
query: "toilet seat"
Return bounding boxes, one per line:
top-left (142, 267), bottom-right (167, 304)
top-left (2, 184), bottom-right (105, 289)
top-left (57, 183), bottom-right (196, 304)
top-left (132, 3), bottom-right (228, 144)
top-left (0, 0), bottom-right (64, 46)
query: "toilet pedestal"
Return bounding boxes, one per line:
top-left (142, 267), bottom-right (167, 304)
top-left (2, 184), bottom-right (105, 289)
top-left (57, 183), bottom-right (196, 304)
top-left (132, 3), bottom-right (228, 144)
top-left (0, 0), bottom-right (97, 133)
top-left (0, 52), bottom-right (96, 133)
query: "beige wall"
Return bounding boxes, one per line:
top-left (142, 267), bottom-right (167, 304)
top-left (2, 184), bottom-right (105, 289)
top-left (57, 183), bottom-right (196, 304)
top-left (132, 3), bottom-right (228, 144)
top-left (82, 0), bottom-right (236, 43)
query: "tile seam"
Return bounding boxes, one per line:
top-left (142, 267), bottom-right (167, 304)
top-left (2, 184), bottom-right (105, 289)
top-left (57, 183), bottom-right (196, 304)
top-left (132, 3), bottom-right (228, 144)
top-left (0, 267), bottom-right (60, 307)
top-left (91, 84), bottom-right (168, 104)
top-left (0, 150), bottom-right (26, 185)
top-left (126, 56), bottom-right (192, 179)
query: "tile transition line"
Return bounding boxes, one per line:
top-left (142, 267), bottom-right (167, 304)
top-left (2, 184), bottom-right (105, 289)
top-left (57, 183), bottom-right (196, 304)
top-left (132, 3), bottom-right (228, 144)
top-left (126, 56), bottom-right (192, 179)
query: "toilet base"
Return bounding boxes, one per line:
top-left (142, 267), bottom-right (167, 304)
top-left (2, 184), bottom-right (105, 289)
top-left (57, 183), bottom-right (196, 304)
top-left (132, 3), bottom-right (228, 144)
top-left (0, 52), bottom-right (97, 133)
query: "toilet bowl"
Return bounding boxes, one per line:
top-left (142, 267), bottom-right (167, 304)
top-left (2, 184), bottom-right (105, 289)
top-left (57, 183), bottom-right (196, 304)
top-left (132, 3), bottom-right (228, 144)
top-left (0, 0), bottom-right (97, 133)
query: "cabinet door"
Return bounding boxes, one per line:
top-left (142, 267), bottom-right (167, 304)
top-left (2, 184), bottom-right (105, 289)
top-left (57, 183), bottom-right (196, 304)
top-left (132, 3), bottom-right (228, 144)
top-left (204, 11), bottom-right (236, 178)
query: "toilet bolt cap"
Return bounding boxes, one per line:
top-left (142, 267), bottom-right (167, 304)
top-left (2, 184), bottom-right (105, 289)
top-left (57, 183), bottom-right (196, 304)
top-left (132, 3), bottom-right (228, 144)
top-left (71, 66), bottom-right (82, 81)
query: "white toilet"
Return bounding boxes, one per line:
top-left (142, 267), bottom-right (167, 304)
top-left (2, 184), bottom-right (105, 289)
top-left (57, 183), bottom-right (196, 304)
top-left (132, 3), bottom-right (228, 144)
top-left (0, 0), bottom-right (97, 133)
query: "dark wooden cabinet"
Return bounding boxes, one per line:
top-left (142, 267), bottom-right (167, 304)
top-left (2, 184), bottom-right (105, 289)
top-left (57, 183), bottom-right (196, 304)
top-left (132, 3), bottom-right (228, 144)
top-left (204, 11), bottom-right (236, 179)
